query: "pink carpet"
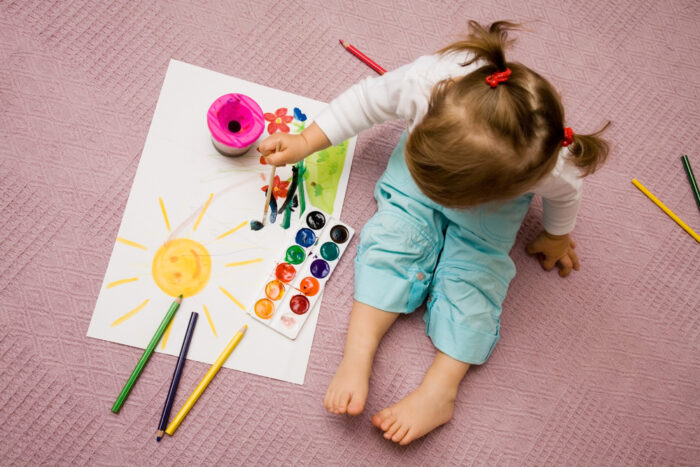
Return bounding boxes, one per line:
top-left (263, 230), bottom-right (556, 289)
top-left (2, 0), bottom-right (699, 464)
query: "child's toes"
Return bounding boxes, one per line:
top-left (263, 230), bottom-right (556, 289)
top-left (347, 394), bottom-right (364, 415)
top-left (383, 420), bottom-right (400, 439)
top-left (392, 424), bottom-right (410, 443)
top-left (372, 408), bottom-right (393, 429)
top-left (379, 414), bottom-right (396, 432)
top-left (335, 391), bottom-right (351, 414)
top-left (384, 419), bottom-right (401, 437)
top-left (399, 428), bottom-right (416, 446)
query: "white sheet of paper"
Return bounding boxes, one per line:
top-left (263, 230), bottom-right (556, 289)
top-left (87, 60), bottom-right (355, 385)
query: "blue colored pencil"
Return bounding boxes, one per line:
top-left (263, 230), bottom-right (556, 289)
top-left (156, 311), bottom-right (198, 441)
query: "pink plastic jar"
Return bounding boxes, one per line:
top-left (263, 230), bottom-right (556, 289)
top-left (207, 93), bottom-right (264, 156)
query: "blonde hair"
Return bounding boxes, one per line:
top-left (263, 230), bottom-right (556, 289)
top-left (405, 21), bottom-right (610, 207)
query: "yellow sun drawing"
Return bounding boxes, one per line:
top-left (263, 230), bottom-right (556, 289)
top-left (151, 238), bottom-right (212, 298)
top-left (106, 194), bottom-right (260, 348)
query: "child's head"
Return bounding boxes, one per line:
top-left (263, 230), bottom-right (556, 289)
top-left (406, 21), bottom-right (610, 207)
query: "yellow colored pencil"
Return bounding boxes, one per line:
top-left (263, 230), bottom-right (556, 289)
top-left (165, 325), bottom-right (248, 436)
top-left (632, 178), bottom-right (700, 243)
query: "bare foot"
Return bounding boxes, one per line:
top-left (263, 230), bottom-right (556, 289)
top-left (323, 349), bottom-right (372, 415)
top-left (324, 302), bottom-right (399, 416)
top-left (371, 378), bottom-right (457, 445)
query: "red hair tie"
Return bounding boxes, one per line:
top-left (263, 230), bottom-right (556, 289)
top-left (562, 127), bottom-right (574, 147)
top-left (485, 68), bottom-right (511, 87)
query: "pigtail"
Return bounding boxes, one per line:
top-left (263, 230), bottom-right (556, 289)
top-left (567, 121), bottom-right (611, 176)
top-left (407, 20), bottom-right (611, 207)
top-left (438, 20), bottom-right (521, 70)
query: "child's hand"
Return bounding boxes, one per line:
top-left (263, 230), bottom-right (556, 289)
top-left (257, 133), bottom-right (309, 166)
top-left (257, 122), bottom-right (331, 166)
top-left (526, 231), bottom-right (580, 277)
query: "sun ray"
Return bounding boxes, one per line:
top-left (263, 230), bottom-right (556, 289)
top-left (219, 286), bottom-right (246, 310)
top-left (159, 197), bottom-right (171, 232)
top-left (111, 299), bottom-right (150, 327)
top-left (216, 221), bottom-right (248, 240)
top-left (225, 258), bottom-right (263, 268)
top-left (116, 237), bottom-right (148, 250)
top-left (106, 277), bottom-right (139, 289)
top-left (161, 318), bottom-right (174, 349)
top-left (202, 304), bottom-right (217, 337)
top-left (193, 193), bottom-right (214, 232)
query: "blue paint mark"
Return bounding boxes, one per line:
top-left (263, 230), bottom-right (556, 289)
top-left (293, 107), bottom-right (307, 122)
top-left (269, 196), bottom-right (278, 224)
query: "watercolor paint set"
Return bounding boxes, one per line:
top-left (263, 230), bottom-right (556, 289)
top-left (248, 210), bottom-right (354, 339)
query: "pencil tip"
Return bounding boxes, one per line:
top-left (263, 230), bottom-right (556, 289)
top-left (339, 39), bottom-right (348, 48)
top-left (156, 429), bottom-right (164, 442)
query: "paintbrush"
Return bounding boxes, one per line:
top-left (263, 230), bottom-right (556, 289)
top-left (252, 140), bottom-right (281, 231)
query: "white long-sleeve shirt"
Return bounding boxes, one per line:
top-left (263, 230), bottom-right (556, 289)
top-left (314, 53), bottom-right (583, 235)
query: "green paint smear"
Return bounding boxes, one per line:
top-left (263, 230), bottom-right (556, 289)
top-left (297, 160), bottom-right (306, 217)
top-left (303, 140), bottom-right (348, 215)
top-left (281, 200), bottom-right (292, 229)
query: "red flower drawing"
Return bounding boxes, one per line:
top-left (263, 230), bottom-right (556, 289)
top-left (261, 175), bottom-right (290, 200)
top-left (264, 108), bottom-right (293, 134)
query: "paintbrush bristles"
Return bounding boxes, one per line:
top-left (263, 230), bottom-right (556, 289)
top-left (261, 141), bottom-right (281, 225)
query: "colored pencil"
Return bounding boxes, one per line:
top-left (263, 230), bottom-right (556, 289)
top-left (165, 324), bottom-right (248, 437)
top-left (681, 155), bottom-right (700, 213)
top-left (631, 178), bottom-right (700, 243)
top-left (156, 311), bottom-right (199, 441)
top-left (111, 295), bottom-right (183, 413)
top-left (339, 39), bottom-right (386, 75)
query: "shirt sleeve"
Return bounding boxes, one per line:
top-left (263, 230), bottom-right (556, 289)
top-left (313, 54), bottom-right (445, 145)
top-left (532, 151), bottom-right (584, 235)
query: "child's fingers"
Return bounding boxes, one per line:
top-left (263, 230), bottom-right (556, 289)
top-left (525, 241), bottom-right (541, 255)
top-left (570, 248), bottom-right (580, 270)
top-left (257, 137), bottom-right (282, 156)
top-left (558, 255), bottom-right (573, 277)
top-left (540, 254), bottom-right (557, 271)
top-left (264, 150), bottom-right (289, 167)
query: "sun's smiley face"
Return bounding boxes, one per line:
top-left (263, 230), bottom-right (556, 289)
top-left (152, 238), bottom-right (212, 298)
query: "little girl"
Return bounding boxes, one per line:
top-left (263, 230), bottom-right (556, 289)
top-left (259, 21), bottom-right (609, 445)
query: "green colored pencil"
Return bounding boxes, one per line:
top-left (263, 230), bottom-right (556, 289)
top-left (681, 155), bottom-right (700, 213)
top-left (111, 295), bottom-right (183, 413)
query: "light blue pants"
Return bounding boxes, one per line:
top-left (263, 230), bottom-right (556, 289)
top-left (354, 132), bottom-right (532, 364)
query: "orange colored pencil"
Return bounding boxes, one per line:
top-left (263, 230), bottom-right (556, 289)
top-left (339, 39), bottom-right (386, 75)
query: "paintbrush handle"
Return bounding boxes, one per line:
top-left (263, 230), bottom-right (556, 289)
top-left (263, 165), bottom-right (277, 217)
top-left (262, 141), bottom-right (281, 218)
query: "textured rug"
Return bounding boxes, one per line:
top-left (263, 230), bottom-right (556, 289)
top-left (1, 0), bottom-right (699, 465)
